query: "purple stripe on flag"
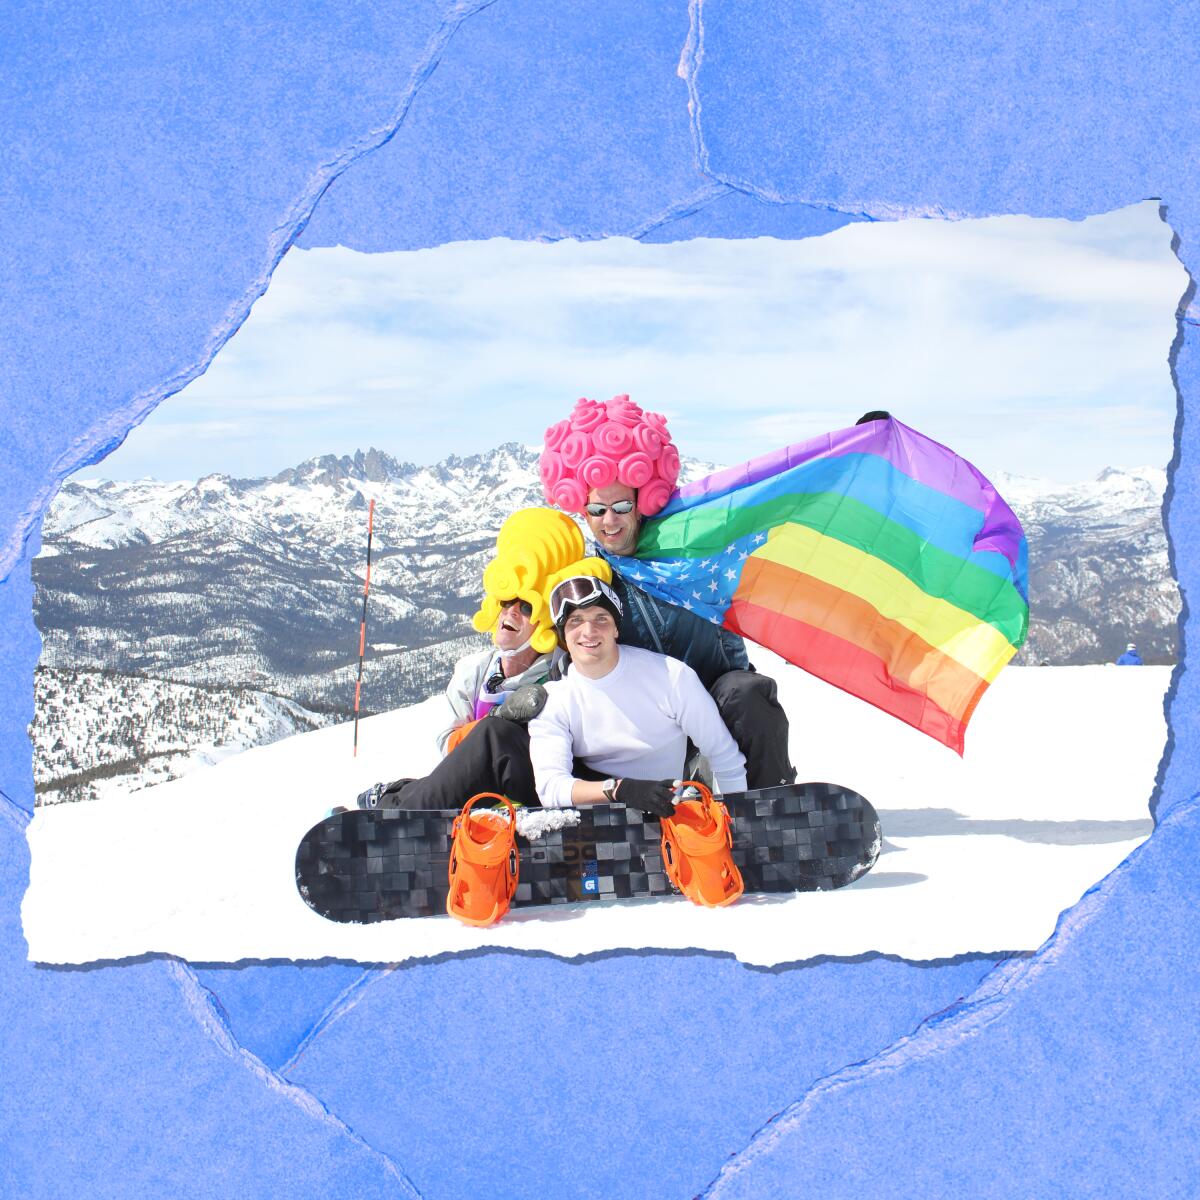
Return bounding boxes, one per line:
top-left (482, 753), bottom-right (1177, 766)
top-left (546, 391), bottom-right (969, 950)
top-left (665, 417), bottom-right (1024, 564)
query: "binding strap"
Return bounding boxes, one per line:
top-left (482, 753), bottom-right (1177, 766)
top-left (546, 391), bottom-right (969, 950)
top-left (660, 781), bottom-right (744, 908)
top-left (446, 793), bottom-right (521, 927)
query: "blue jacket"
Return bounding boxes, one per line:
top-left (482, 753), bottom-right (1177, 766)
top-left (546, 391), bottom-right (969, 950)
top-left (608, 570), bottom-right (750, 690)
top-left (1116, 650), bottom-right (1143, 666)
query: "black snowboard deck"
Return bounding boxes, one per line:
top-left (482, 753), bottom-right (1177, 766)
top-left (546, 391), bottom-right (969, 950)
top-left (296, 782), bottom-right (881, 924)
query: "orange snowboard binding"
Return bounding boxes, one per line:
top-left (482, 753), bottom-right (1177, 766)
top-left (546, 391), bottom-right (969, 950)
top-left (446, 793), bottom-right (520, 927)
top-left (660, 781), bottom-right (744, 908)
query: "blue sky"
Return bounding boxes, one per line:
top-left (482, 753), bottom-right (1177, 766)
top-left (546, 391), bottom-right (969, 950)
top-left (94, 201), bottom-right (1187, 484)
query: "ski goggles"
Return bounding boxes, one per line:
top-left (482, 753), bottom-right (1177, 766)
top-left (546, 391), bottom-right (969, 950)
top-left (584, 499), bottom-right (635, 518)
top-left (498, 597), bottom-right (534, 618)
top-left (548, 575), bottom-right (623, 626)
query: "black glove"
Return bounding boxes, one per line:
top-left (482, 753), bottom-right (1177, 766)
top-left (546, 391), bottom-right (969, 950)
top-left (612, 778), bottom-right (678, 818)
top-left (488, 683), bottom-right (548, 724)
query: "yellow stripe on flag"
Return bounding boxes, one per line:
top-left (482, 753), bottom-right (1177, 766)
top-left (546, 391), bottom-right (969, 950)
top-left (756, 524), bottom-right (1016, 682)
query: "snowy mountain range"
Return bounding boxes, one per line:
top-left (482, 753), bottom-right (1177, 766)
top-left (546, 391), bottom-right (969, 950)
top-left (35, 445), bottom-right (549, 712)
top-left (992, 466), bottom-right (1177, 665)
top-left (31, 443), bottom-right (1178, 802)
top-left (34, 444), bottom-right (724, 713)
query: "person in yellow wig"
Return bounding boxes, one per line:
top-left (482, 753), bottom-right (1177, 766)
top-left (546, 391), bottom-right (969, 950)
top-left (351, 508), bottom-right (609, 811)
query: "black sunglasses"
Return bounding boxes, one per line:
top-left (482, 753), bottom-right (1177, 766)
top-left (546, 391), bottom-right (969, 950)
top-left (498, 598), bottom-right (533, 618)
top-left (584, 499), bottom-right (635, 517)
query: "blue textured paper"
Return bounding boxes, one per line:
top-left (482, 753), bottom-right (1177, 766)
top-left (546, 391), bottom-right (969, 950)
top-left (3, 3), bottom-right (1196, 1196)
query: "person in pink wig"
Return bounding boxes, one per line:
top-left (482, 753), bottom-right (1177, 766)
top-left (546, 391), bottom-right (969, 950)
top-left (539, 395), bottom-right (794, 790)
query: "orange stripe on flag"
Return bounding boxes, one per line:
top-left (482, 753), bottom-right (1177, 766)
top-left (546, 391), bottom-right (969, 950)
top-left (727, 597), bottom-right (968, 753)
top-left (733, 555), bottom-right (989, 725)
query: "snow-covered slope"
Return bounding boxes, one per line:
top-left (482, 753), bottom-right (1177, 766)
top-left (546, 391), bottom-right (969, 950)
top-left (35, 446), bottom-right (544, 713)
top-left (23, 659), bottom-right (1167, 966)
top-left (32, 667), bottom-right (335, 804)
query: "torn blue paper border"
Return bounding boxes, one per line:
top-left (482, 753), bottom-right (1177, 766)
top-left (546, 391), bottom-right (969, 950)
top-left (3, 3), bottom-right (1197, 1195)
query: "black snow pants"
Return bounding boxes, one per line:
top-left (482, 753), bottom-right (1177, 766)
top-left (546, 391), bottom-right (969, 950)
top-left (380, 718), bottom-right (540, 810)
top-left (379, 669), bottom-right (794, 811)
top-left (708, 670), bottom-right (796, 790)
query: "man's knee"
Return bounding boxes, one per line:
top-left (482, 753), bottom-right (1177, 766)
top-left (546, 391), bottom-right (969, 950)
top-left (465, 716), bottom-right (530, 753)
top-left (711, 670), bottom-right (795, 788)
top-left (710, 669), bottom-right (780, 713)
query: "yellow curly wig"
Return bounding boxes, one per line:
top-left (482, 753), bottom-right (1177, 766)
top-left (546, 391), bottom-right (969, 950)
top-left (471, 508), bottom-right (612, 654)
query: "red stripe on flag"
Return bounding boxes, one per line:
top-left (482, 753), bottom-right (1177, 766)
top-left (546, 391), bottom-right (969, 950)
top-left (733, 555), bottom-right (989, 725)
top-left (727, 598), bottom-right (967, 753)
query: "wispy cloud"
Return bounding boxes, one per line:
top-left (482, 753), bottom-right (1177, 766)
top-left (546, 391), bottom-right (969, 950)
top-left (97, 201), bottom-right (1187, 484)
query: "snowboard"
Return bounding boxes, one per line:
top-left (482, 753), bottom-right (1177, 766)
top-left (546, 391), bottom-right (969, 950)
top-left (296, 782), bottom-right (881, 924)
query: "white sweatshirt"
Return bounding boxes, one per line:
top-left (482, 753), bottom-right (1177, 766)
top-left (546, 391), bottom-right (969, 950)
top-left (529, 645), bottom-right (748, 808)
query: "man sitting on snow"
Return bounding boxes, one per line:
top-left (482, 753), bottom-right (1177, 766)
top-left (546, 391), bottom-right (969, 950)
top-left (352, 591), bottom-right (554, 811)
top-left (351, 509), bottom-right (587, 811)
top-left (538, 394), bottom-right (795, 790)
top-left (353, 507), bottom-right (661, 812)
top-left (529, 574), bottom-right (747, 816)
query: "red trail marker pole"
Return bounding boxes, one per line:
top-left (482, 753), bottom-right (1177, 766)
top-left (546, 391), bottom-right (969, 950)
top-left (352, 498), bottom-right (375, 757)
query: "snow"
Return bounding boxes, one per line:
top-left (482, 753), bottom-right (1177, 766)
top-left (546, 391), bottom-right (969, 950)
top-left (22, 659), bottom-right (1167, 966)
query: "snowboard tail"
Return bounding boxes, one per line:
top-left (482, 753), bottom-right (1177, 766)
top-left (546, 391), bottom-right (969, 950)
top-left (296, 782), bottom-right (880, 925)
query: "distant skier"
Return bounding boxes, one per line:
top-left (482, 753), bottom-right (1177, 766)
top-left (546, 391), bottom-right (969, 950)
top-left (539, 395), bottom-right (804, 788)
top-left (1116, 643), bottom-right (1143, 666)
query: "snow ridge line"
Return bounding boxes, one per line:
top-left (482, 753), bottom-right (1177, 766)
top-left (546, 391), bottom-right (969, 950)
top-left (699, 790), bottom-right (1200, 1197)
top-left (166, 959), bottom-right (423, 1199)
top-left (1, 0), bottom-right (502, 586)
top-left (278, 963), bottom-right (400, 1075)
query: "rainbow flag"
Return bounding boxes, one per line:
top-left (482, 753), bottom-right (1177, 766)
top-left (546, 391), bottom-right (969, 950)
top-left (613, 416), bottom-right (1028, 754)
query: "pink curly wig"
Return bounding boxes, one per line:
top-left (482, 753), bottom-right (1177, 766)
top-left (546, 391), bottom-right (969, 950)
top-left (539, 395), bottom-right (679, 517)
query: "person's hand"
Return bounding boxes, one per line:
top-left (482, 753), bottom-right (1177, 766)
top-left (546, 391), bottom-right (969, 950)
top-left (612, 778), bottom-right (678, 818)
top-left (488, 683), bottom-right (549, 724)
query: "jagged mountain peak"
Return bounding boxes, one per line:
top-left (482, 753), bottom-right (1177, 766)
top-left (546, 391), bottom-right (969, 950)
top-left (992, 465), bottom-right (1165, 513)
top-left (443, 440), bottom-right (532, 462)
top-left (271, 447), bottom-right (417, 488)
top-left (265, 443), bottom-right (542, 492)
top-left (428, 442), bottom-right (539, 473)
